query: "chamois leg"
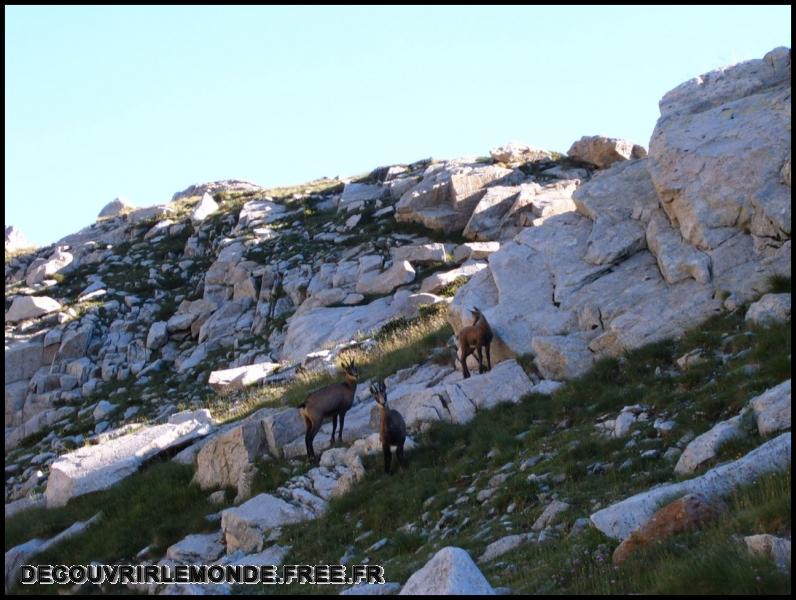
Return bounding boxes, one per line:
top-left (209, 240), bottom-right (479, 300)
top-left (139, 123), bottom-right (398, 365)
top-left (330, 414), bottom-right (338, 445)
top-left (476, 346), bottom-right (485, 374)
top-left (338, 411), bottom-right (346, 443)
top-left (460, 346), bottom-right (472, 379)
top-left (383, 444), bottom-right (392, 474)
top-left (485, 343), bottom-right (492, 371)
top-left (305, 418), bottom-right (322, 464)
top-left (396, 441), bottom-right (407, 470)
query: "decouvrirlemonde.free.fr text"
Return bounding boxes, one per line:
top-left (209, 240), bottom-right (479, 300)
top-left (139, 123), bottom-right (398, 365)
top-left (21, 563), bottom-right (385, 586)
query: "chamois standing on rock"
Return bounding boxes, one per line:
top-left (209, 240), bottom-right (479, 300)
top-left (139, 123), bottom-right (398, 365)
top-left (458, 307), bottom-right (493, 379)
top-left (370, 381), bottom-right (407, 474)
top-left (298, 358), bottom-right (359, 463)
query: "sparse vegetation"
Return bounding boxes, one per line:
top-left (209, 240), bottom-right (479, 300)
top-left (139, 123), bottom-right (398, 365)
top-left (8, 297), bottom-right (788, 595)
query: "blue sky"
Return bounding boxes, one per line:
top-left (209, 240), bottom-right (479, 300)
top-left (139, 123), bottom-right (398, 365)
top-left (5, 5), bottom-right (791, 246)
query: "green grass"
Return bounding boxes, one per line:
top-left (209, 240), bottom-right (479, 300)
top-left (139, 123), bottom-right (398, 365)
top-left (238, 309), bottom-right (790, 595)
top-left (6, 461), bottom-right (232, 594)
top-left (5, 289), bottom-right (790, 595)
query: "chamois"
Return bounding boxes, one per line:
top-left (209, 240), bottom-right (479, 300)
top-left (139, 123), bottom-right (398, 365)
top-left (457, 307), bottom-right (493, 379)
top-left (298, 358), bottom-right (359, 463)
top-left (370, 381), bottom-right (407, 474)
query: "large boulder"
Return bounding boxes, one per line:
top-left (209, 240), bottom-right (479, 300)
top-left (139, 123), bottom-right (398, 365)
top-left (97, 197), bottom-right (135, 220)
top-left (338, 183), bottom-right (386, 212)
top-left (5, 226), bottom-right (33, 252)
top-left (749, 380), bottom-right (791, 436)
top-left (647, 47), bottom-right (791, 250)
top-left (745, 293), bottom-right (791, 327)
top-left (234, 199), bottom-right (288, 232)
top-left (191, 192), bottom-right (219, 223)
top-left (194, 421), bottom-right (269, 492)
top-left (395, 160), bottom-right (518, 233)
top-left (462, 186), bottom-right (522, 241)
top-left (399, 546), bottom-right (495, 595)
top-left (45, 410), bottom-right (213, 507)
top-left (221, 493), bottom-right (311, 553)
top-left (391, 243), bottom-right (448, 265)
top-left (166, 532), bottom-right (225, 564)
top-left (356, 261), bottom-right (415, 295)
top-left (25, 248), bottom-right (73, 286)
top-left (568, 135), bottom-right (646, 168)
top-left (591, 432), bottom-right (791, 540)
top-left (674, 414), bottom-right (746, 475)
top-left (5, 339), bottom-right (43, 385)
top-left (612, 494), bottom-right (724, 566)
top-left (5, 296), bottom-right (61, 323)
top-left (208, 362), bottom-right (281, 393)
top-left (419, 261), bottom-right (487, 295)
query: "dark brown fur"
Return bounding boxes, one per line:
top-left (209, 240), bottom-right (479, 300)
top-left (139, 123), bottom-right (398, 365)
top-left (370, 381), bottom-right (407, 474)
top-left (298, 359), bottom-right (358, 463)
top-left (457, 307), bottom-right (493, 379)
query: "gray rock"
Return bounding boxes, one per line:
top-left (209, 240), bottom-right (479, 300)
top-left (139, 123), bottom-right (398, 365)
top-left (744, 534), bottom-right (791, 572)
top-left (478, 533), bottom-right (534, 563)
top-left (532, 500), bottom-right (570, 531)
top-left (746, 293), bottom-right (791, 327)
top-left (221, 493), bottom-right (312, 553)
top-left (674, 414), bottom-right (746, 475)
top-left (191, 192), bottom-right (219, 223)
top-left (749, 380), bottom-right (791, 436)
top-left (568, 135), bottom-right (644, 168)
top-left (98, 197), bottom-right (135, 219)
top-left (146, 321), bottom-right (168, 350)
top-left (5, 296), bottom-right (62, 323)
top-left (399, 546), bottom-right (495, 595)
top-left (166, 531), bottom-right (224, 563)
top-left (46, 411), bottom-right (213, 507)
top-left (591, 432), bottom-right (791, 540)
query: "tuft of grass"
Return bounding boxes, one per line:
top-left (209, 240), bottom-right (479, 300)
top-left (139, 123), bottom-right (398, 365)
top-left (766, 274), bottom-right (791, 294)
top-left (6, 462), bottom-right (226, 582)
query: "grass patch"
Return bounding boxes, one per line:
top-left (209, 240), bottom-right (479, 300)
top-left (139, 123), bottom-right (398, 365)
top-left (6, 461), bottom-right (231, 594)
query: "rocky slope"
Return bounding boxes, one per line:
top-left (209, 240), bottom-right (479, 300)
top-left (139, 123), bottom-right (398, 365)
top-left (4, 47), bottom-right (792, 594)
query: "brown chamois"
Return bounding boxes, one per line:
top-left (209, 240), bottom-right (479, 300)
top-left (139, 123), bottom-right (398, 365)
top-left (457, 306), bottom-right (493, 379)
top-left (298, 358), bottom-right (359, 463)
top-left (370, 380), bottom-right (407, 474)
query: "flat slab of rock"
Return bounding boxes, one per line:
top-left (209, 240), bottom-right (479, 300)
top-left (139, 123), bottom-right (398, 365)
top-left (5, 295), bottom-right (62, 323)
top-left (399, 546), bottom-right (495, 595)
top-left (590, 432), bottom-right (791, 540)
top-left (45, 411), bottom-right (213, 508)
top-left (166, 532), bottom-right (225, 563)
top-left (208, 362), bottom-right (281, 393)
top-left (391, 243), bottom-right (447, 265)
top-left (478, 533), bottom-right (534, 563)
top-left (674, 414), bottom-right (746, 475)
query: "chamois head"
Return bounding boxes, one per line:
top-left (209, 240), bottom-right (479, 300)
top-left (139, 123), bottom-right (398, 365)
top-left (370, 380), bottom-right (387, 406)
top-left (470, 306), bottom-right (483, 323)
top-left (341, 358), bottom-right (359, 383)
